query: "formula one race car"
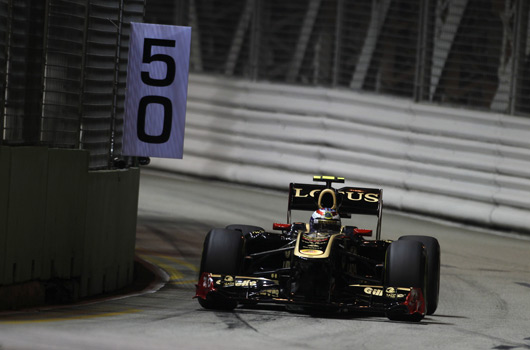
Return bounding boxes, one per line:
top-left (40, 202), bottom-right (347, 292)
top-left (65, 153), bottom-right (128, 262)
top-left (195, 176), bottom-right (440, 322)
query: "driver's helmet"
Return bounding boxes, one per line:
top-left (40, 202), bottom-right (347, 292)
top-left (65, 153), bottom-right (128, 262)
top-left (310, 208), bottom-right (341, 233)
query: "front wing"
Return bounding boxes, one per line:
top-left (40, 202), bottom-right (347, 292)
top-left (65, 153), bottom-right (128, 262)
top-left (195, 272), bottom-right (425, 317)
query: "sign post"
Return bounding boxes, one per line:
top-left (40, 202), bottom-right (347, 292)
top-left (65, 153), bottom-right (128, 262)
top-left (123, 23), bottom-right (191, 159)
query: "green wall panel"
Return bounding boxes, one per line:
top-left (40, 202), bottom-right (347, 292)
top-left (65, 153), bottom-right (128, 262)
top-left (5, 147), bottom-right (48, 284)
top-left (81, 168), bottom-right (140, 297)
top-left (0, 146), bottom-right (140, 306)
top-left (0, 146), bottom-right (11, 284)
top-left (116, 168), bottom-right (140, 289)
top-left (43, 149), bottom-right (89, 280)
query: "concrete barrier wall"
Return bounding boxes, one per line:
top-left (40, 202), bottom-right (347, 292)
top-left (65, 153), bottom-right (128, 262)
top-left (0, 146), bottom-right (139, 308)
top-left (81, 168), bottom-right (139, 298)
top-left (4, 147), bottom-right (49, 285)
top-left (151, 74), bottom-right (530, 235)
top-left (0, 146), bottom-right (11, 285)
top-left (44, 149), bottom-right (89, 283)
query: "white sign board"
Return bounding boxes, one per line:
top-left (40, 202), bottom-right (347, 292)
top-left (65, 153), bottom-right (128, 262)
top-left (123, 23), bottom-right (191, 159)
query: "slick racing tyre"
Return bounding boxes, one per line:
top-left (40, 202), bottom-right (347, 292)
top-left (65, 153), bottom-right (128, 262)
top-left (198, 228), bottom-right (244, 310)
top-left (399, 235), bottom-right (440, 315)
top-left (385, 240), bottom-right (426, 322)
top-left (225, 224), bottom-right (265, 236)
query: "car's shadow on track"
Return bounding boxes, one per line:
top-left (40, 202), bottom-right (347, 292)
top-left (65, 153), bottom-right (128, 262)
top-left (234, 304), bottom-right (455, 325)
top-left (227, 304), bottom-right (454, 326)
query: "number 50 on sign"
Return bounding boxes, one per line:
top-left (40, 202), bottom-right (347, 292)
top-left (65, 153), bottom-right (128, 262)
top-left (123, 23), bottom-right (191, 159)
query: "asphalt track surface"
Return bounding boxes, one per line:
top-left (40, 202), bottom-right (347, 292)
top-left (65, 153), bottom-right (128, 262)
top-left (0, 169), bottom-right (529, 350)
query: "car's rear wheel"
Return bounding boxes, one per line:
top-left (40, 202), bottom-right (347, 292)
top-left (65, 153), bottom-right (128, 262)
top-left (399, 235), bottom-right (440, 315)
top-left (385, 240), bottom-right (426, 322)
top-left (198, 228), bottom-right (244, 310)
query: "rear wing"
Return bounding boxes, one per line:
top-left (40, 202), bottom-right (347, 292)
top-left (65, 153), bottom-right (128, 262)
top-left (288, 182), bottom-right (383, 239)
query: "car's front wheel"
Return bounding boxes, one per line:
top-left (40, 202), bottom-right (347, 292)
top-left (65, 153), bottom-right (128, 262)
top-left (399, 235), bottom-right (440, 315)
top-left (385, 240), bottom-right (426, 322)
top-left (198, 228), bottom-right (244, 310)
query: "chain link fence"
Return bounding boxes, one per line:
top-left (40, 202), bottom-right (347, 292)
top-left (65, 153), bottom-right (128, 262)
top-left (0, 0), bottom-right (144, 169)
top-left (2, 0), bottom-right (529, 167)
top-left (146, 0), bottom-right (530, 116)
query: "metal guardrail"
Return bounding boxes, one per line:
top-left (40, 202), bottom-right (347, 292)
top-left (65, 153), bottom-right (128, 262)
top-left (152, 74), bottom-right (530, 234)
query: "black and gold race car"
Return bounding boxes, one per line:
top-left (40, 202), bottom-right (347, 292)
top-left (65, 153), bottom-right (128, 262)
top-left (195, 176), bottom-right (440, 322)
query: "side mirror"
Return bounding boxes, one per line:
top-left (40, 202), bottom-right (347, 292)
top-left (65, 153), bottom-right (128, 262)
top-left (354, 228), bottom-right (373, 237)
top-left (273, 223), bottom-right (292, 231)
